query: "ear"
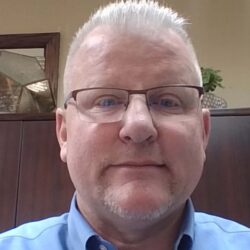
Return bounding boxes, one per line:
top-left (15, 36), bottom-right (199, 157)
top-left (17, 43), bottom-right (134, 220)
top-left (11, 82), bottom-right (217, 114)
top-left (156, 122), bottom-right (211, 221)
top-left (201, 108), bottom-right (211, 149)
top-left (56, 108), bottom-right (67, 163)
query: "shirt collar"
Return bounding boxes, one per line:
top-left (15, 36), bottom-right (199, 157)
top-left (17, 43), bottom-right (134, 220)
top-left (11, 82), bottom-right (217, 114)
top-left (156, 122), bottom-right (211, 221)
top-left (174, 199), bottom-right (195, 250)
top-left (68, 194), bottom-right (194, 250)
top-left (68, 194), bottom-right (116, 250)
top-left (68, 194), bottom-right (96, 250)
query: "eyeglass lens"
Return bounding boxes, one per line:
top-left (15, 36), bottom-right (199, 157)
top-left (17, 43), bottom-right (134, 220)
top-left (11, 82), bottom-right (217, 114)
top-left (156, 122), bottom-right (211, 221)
top-left (74, 86), bottom-right (201, 123)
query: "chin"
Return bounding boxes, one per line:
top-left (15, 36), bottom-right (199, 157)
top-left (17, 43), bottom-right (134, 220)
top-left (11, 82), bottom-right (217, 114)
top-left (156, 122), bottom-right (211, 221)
top-left (101, 185), bottom-right (173, 223)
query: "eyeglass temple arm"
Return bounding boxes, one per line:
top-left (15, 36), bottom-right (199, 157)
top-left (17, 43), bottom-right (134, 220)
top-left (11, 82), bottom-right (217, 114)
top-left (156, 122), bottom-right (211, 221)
top-left (64, 92), bottom-right (75, 109)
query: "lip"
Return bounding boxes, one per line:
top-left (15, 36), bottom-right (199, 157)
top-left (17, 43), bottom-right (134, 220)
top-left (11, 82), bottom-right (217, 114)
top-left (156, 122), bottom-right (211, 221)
top-left (111, 161), bottom-right (165, 167)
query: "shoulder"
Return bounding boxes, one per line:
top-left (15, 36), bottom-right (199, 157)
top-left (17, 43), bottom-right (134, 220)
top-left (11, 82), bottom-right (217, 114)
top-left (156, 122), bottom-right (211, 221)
top-left (0, 213), bottom-right (69, 250)
top-left (195, 212), bottom-right (250, 233)
top-left (194, 212), bottom-right (250, 249)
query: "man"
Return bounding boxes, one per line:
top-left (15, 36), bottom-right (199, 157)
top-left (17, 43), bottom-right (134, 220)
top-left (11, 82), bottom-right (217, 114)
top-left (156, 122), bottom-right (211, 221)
top-left (0, 1), bottom-right (249, 249)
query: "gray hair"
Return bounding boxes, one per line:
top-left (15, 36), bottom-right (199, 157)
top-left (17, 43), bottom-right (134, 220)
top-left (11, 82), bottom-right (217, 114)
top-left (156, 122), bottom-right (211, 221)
top-left (64, 0), bottom-right (201, 96)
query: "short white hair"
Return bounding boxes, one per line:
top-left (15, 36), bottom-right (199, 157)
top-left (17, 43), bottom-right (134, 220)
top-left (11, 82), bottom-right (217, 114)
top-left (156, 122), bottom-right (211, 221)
top-left (64, 0), bottom-right (201, 96)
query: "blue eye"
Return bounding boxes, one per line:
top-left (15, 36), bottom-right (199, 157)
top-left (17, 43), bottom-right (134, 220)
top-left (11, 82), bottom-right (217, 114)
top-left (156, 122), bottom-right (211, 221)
top-left (150, 98), bottom-right (180, 108)
top-left (98, 98), bottom-right (117, 107)
top-left (94, 95), bottom-right (125, 110)
top-left (159, 98), bottom-right (180, 108)
top-left (149, 94), bottom-right (182, 114)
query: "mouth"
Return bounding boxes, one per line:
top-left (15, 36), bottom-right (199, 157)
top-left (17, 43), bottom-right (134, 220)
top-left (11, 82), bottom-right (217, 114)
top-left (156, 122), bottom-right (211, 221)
top-left (111, 161), bottom-right (165, 168)
top-left (107, 161), bottom-right (167, 187)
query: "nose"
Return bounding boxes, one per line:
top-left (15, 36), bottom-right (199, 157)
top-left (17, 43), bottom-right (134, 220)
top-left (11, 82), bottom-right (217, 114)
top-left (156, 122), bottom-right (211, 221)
top-left (119, 95), bottom-right (158, 144)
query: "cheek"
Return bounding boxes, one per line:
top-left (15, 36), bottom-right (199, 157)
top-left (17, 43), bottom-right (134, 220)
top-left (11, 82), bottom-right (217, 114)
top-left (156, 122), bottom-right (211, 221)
top-left (66, 122), bottom-right (119, 188)
top-left (158, 119), bottom-right (205, 188)
top-left (159, 118), bottom-right (203, 152)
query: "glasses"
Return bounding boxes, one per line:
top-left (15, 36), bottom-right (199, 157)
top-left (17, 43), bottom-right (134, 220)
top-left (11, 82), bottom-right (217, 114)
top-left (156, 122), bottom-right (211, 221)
top-left (64, 85), bottom-right (204, 123)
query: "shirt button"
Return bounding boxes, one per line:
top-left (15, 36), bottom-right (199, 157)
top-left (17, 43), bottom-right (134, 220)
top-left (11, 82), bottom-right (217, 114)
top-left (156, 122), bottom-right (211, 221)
top-left (99, 244), bottom-right (108, 250)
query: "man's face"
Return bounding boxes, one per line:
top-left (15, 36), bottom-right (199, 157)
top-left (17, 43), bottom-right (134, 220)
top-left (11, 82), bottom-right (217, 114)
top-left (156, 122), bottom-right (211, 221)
top-left (57, 27), bottom-right (210, 226)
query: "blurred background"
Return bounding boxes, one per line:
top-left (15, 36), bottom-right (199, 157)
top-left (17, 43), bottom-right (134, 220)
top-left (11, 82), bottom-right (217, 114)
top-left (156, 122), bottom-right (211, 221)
top-left (0, 0), bottom-right (249, 109)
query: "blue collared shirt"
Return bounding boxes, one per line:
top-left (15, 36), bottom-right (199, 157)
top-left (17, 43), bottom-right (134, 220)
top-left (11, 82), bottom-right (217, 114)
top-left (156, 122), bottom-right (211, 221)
top-left (0, 195), bottom-right (249, 250)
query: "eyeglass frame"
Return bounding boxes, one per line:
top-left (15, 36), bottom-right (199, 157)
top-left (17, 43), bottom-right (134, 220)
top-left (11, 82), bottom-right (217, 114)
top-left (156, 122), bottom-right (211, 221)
top-left (64, 84), bottom-right (204, 110)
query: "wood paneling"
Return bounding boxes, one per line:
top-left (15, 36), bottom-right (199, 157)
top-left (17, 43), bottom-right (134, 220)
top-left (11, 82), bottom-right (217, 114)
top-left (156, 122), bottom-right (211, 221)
top-left (192, 115), bottom-right (250, 226)
top-left (0, 121), bottom-right (21, 232)
top-left (16, 120), bottom-right (74, 226)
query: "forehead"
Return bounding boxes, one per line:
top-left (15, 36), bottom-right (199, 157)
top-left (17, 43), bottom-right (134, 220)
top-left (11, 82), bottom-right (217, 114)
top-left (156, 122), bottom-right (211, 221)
top-left (67, 26), bottom-right (198, 91)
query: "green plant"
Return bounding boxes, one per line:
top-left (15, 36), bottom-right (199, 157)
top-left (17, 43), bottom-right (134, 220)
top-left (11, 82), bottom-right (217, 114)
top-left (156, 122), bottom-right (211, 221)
top-left (201, 67), bottom-right (223, 93)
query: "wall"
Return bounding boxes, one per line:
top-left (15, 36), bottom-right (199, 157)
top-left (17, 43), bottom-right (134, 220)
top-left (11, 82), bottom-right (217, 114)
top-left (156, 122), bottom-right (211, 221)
top-left (167, 0), bottom-right (250, 108)
top-left (0, 0), bottom-right (249, 108)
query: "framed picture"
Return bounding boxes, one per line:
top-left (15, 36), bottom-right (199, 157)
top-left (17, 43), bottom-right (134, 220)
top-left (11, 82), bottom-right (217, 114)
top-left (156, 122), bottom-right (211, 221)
top-left (0, 33), bottom-right (60, 113)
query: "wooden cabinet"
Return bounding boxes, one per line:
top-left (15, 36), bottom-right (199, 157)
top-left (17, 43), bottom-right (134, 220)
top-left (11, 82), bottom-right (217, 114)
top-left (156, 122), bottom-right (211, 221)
top-left (192, 111), bottom-right (250, 226)
top-left (0, 114), bottom-right (74, 232)
top-left (0, 109), bottom-right (250, 232)
top-left (0, 121), bottom-right (21, 232)
top-left (16, 120), bottom-right (74, 226)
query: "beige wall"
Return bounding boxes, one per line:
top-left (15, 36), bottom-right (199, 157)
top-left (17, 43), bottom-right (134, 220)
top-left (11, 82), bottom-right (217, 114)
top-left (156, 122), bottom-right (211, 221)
top-left (1, 0), bottom-right (249, 108)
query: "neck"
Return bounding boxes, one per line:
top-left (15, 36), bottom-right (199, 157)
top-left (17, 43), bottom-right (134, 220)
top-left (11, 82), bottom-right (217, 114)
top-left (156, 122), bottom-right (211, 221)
top-left (113, 220), bottom-right (180, 250)
top-left (85, 203), bottom-right (186, 250)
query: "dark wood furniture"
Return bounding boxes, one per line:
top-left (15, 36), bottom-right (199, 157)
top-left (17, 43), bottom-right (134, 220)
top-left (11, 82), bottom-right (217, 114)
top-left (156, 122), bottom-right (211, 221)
top-left (0, 113), bottom-right (74, 232)
top-left (192, 108), bottom-right (250, 225)
top-left (0, 109), bottom-right (250, 232)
